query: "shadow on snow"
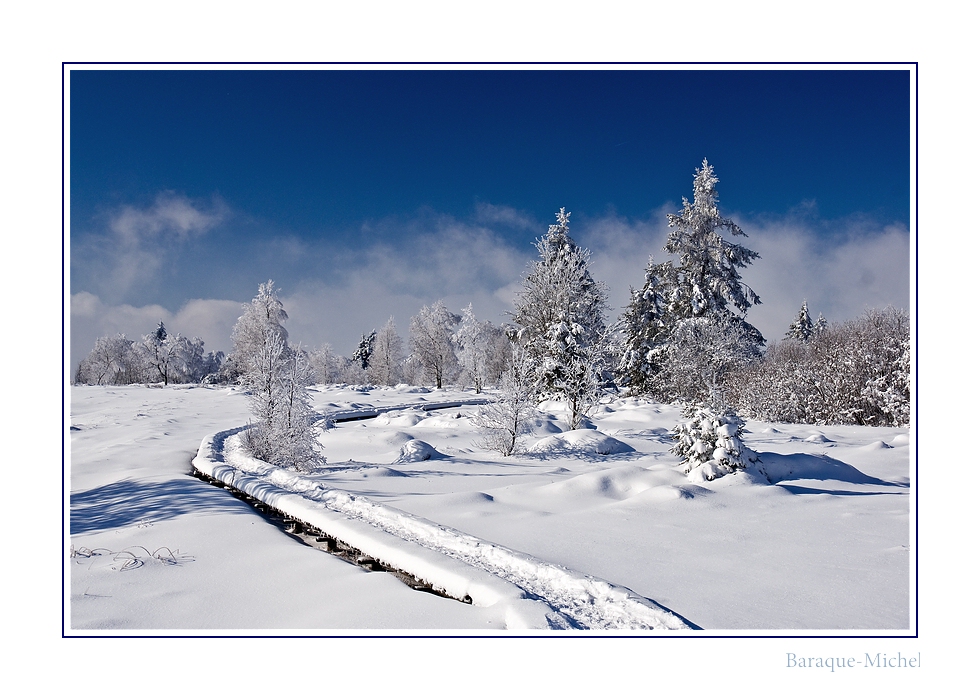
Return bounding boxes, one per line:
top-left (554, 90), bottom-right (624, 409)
top-left (70, 477), bottom-right (244, 534)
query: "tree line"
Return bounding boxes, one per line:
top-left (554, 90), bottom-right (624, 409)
top-left (76, 159), bottom-right (911, 468)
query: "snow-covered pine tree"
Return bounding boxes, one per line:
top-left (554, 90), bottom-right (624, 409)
top-left (352, 330), bottom-right (376, 371)
top-left (409, 301), bottom-right (461, 389)
top-left (511, 208), bottom-right (609, 430)
top-left (670, 402), bottom-right (756, 482)
top-left (615, 256), bottom-right (671, 395)
top-left (786, 300), bottom-right (815, 341)
top-left (630, 160), bottom-right (764, 403)
top-left (663, 160), bottom-right (762, 334)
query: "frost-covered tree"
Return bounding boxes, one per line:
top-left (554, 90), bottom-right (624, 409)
top-left (729, 307), bottom-right (910, 426)
top-left (662, 160), bottom-right (762, 334)
top-left (226, 280), bottom-right (289, 383)
top-left (656, 316), bottom-right (763, 405)
top-left (352, 330), bottom-right (376, 371)
top-left (77, 326), bottom-right (220, 385)
top-left (619, 161), bottom-right (763, 402)
top-left (615, 257), bottom-right (671, 394)
top-left (309, 342), bottom-right (342, 385)
top-left (471, 342), bottom-right (538, 455)
top-left (786, 300), bottom-right (815, 342)
top-left (671, 403), bottom-right (756, 482)
top-left (453, 304), bottom-right (504, 393)
top-left (233, 281), bottom-right (320, 469)
top-left (136, 323), bottom-right (192, 385)
top-left (511, 208), bottom-right (609, 429)
top-left (76, 334), bottom-right (140, 385)
top-left (368, 317), bottom-right (405, 386)
top-left (409, 300), bottom-right (461, 389)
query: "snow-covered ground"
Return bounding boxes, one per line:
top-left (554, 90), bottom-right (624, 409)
top-left (68, 383), bottom-right (910, 632)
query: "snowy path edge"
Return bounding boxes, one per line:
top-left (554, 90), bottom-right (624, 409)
top-left (192, 403), bottom-right (695, 632)
top-left (193, 428), bottom-right (566, 630)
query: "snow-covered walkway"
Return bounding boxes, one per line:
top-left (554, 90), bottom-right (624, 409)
top-left (193, 400), bottom-right (694, 631)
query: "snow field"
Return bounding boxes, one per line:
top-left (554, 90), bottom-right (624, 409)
top-left (70, 384), bottom-right (910, 631)
top-left (195, 426), bottom-right (692, 630)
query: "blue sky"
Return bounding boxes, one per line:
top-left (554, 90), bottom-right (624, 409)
top-left (69, 67), bottom-right (912, 367)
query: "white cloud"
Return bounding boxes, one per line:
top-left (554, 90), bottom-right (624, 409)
top-left (70, 205), bottom-right (911, 371)
top-left (73, 193), bottom-right (228, 303)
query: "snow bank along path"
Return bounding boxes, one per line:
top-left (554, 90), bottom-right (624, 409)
top-left (192, 400), bottom-right (693, 631)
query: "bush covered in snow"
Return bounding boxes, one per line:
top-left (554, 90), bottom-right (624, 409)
top-left (470, 344), bottom-right (538, 456)
top-left (670, 403), bottom-right (755, 482)
top-left (728, 307), bottom-right (910, 427)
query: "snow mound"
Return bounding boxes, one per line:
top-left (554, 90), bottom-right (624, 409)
top-left (890, 434), bottom-right (910, 446)
top-left (528, 417), bottom-right (564, 434)
top-left (753, 452), bottom-right (888, 484)
top-left (860, 440), bottom-right (893, 451)
top-left (536, 465), bottom-right (683, 505)
top-left (351, 466), bottom-right (409, 478)
top-left (372, 411), bottom-right (425, 427)
top-left (686, 461), bottom-right (736, 483)
top-left (527, 429), bottom-right (634, 456)
top-left (416, 415), bottom-right (462, 428)
top-left (805, 433), bottom-right (833, 444)
top-left (379, 430), bottom-right (416, 446)
top-left (394, 439), bottom-right (446, 463)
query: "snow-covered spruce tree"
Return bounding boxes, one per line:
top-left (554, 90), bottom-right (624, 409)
top-left (471, 342), bottom-right (538, 455)
top-left (352, 330), bottom-right (376, 371)
top-left (368, 317), bottom-right (405, 386)
top-left (626, 160), bottom-right (764, 403)
top-left (663, 160), bottom-right (762, 330)
top-left (409, 300), bottom-right (461, 389)
top-left (615, 256), bottom-right (671, 395)
top-left (670, 402), bottom-right (756, 482)
top-left (511, 208), bottom-right (609, 430)
top-left (786, 300), bottom-right (815, 342)
top-left (233, 281), bottom-right (321, 469)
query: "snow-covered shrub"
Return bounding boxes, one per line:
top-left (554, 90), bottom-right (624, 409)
top-left (471, 344), bottom-right (537, 456)
top-left (670, 403), bottom-right (755, 482)
top-left (729, 307), bottom-right (910, 427)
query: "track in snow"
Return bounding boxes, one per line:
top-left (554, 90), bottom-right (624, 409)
top-left (195, 400), bottom-right (696, 631)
